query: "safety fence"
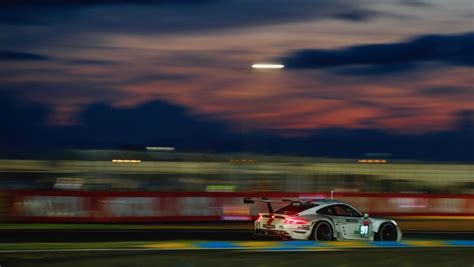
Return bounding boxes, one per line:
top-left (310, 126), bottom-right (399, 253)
top-left (1, 190), bottom-right (473, 223)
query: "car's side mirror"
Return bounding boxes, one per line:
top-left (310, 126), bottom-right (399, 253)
top-left (363, 213), bottom-right (369, 218)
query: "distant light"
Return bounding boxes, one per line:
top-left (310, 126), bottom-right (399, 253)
top-left (146, 146), bottom-right (175, 151)
top-left (229, 159), bottom-right (257, 163)
top-left (358, 159), bottom-right (387, 164)
top-left (112, 159), bottom-right (141, 163)
top-left (251, 63), bottom-right (284, 69)
top-left (206, 184), bottom-right (236, 192)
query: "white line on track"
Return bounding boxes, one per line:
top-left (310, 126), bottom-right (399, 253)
top-left (0, 248), bottom-right (165, 254)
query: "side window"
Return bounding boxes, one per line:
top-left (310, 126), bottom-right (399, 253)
top-left (344, 205), bottom-right (362, 217)
top-left (333, 204), bottom-right (361, 217)
top-left (317, 206), bottom-right (334, 216)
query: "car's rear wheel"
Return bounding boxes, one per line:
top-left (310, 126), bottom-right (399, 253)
top-left (313, 221), bottom-right (333, 241)
top-left (376, 223), bottom-right (397, 241)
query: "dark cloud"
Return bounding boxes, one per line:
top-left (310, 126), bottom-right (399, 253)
top-left (455, 110), bottom-right (474, 132)
top-left (282, 32), bottom-right (474, 73)
top-left (0, 92), bottom-right (472, 161)
top-left (0, 82), bottom-right (129, 103)
top-left (64, 59), bottom-right (117, 65)
top-left (298, 122), bottom-right (473, 161)
top-left (333, 10), bottom-right (380, 22)
top-left (0, 91), bottom-right (51, 149)
top-left (1, 0), bottom-right (217, 6)
top-left (0, 1), bottom-right (387, 55)
top-left (0, 50), bottom-right (116, 66)
top-left (0, 6), bottom-right (76, 26)
top-left (420, 86), bottom-right (472, 96)
top-left (75, 101), bottom-right (233, 146)
top-left (124, 73), bottom-right (196, 85)
top-left (399, 0), bottom-right (432, 7)
top-left (0, 50), bottom-right (52, 61)
top-left (0, 1), bottom-right (376, 35)
top-left (357, 108), bottom-right (421, 127)
top-left (332, 63), bottom-right (418, 76)
top-left (0, 90), bottom-right (235, 150)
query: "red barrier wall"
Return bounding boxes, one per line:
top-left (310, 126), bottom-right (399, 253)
top-left (4, 190), bottom-right (474, 223)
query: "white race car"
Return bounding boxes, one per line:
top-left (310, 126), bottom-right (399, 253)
top-left (244, 198), bottom-right (402, 242)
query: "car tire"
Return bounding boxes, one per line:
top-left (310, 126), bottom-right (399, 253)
top-left (375, 223), bottom-right (397, 241)
top-left (312, 221), bottom-right (333, 241)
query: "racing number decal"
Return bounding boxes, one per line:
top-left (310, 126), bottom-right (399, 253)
top-left (359, 225), bottom-right (369, 236)
top-left (359, 221), bottom-right (370, 236)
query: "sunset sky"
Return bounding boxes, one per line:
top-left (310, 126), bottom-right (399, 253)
top-left (1, 0), bottom-right (473, 160)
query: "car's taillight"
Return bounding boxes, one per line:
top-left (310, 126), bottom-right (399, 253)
top-left (257, 214), bottom-right (263, 221)
top-left (283, 218), bottom-right (307, 224)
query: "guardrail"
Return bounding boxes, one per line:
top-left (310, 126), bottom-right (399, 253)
top-left (1, 190), bottom-right (473, 223)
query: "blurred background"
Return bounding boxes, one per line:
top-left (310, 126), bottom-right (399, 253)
top-left (0, 149), bottom-right (472, 230)
top-left (1, 149), bottom-right (473, 193)
top-left (0, 0), bottom-right (473, 235)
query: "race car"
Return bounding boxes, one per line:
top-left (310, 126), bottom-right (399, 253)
top-left (244, 198), bottom-right (402, 242)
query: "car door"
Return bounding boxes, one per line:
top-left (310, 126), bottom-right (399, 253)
top-left (329, 204), bottom-right (372, 241)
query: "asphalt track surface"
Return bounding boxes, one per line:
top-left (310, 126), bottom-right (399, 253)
top-left (1, 248), bottom-right (473, 267)
top-left (1, 228), bottom-right (474, 243)
top-left (1, 227), bottom-right (473, 267)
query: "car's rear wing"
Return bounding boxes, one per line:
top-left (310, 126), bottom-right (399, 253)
top-left (243, 197), bottom-right (295, 214)
top-left (243, 197), bottom-right (295, 204)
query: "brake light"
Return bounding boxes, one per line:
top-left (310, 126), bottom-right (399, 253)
top-left (257, 215), bottom-right (263, 221)
top-left (283, 218), bottom-right (307, 224)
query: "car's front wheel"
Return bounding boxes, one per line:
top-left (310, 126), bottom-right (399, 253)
top-left (313, 221), bottom-right (333, 241)
top-left (375, 223), bottom-right (397, 241)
